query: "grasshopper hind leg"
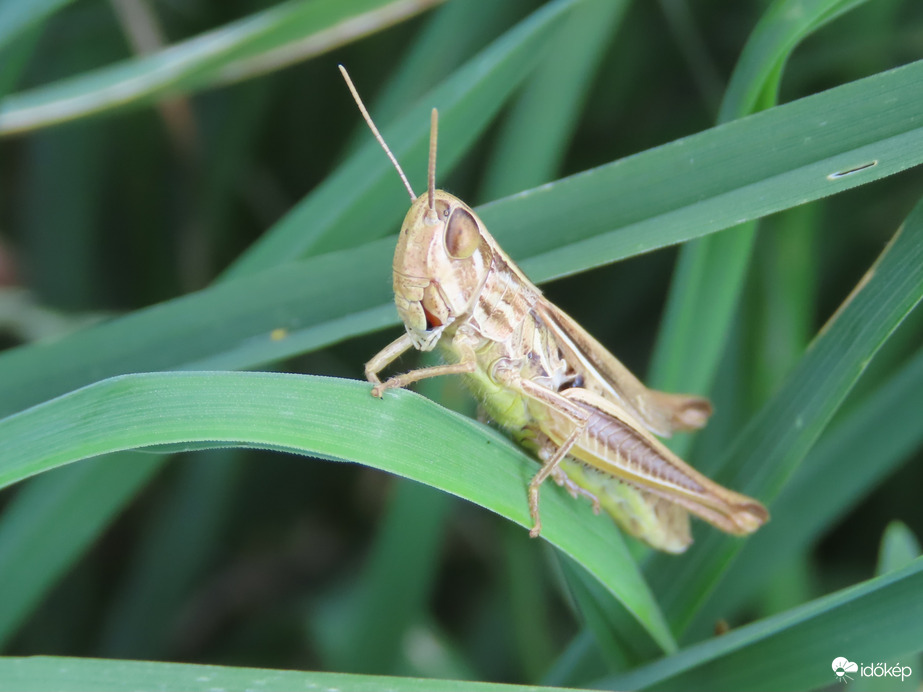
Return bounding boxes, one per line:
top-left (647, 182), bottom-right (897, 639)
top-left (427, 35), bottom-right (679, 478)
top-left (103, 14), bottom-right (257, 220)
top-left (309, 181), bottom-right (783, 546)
top-left (527, 430), bottom-right (604, 538)
top-left (528, 430), bottom-right (602, 514)
top-left (500, 377), bottom-right (595, 538)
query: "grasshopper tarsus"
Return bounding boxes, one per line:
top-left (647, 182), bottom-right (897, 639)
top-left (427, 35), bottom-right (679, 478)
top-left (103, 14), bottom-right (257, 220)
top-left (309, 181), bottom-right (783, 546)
top-left (526, 422), bottom-right (585, 538)
top-left (528, 493), bottom-right (541, 538)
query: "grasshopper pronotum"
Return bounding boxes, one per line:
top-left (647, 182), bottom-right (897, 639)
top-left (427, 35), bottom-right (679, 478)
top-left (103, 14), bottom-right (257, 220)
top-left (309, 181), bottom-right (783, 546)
top-left (342, 66), bottom-right (768, 552)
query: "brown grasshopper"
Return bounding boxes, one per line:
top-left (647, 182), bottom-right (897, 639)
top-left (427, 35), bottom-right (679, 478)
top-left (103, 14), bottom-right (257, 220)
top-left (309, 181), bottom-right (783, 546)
top-left (341, 66), bottom-right (768, 552)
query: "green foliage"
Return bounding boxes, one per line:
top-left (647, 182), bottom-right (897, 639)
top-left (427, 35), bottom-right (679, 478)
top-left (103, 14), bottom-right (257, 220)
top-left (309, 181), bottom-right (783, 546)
top-left (0, 0), bottom-right (921, 690)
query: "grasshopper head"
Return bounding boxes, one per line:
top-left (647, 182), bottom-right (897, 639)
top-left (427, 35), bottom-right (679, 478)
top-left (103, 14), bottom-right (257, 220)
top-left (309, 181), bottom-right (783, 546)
top-left (392, 190), bottom-right (492, 350)
top-left (337, 71), bottom-right (491, 351)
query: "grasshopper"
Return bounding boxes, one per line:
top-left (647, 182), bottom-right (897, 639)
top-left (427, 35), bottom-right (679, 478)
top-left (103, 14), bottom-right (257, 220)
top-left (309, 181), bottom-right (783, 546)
top-left (342, 66), bottom-right (768, 552)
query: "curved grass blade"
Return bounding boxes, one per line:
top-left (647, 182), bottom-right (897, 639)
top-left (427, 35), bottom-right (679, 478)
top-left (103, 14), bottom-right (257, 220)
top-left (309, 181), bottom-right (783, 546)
top-left (0, 372), bottom-right (676, 653)
top-left (1, 59), bottom-right (921, 652)
top-left (648, 0), bottom-right (869, 410)
top-left (225, 0), bottom-right (577, 274)
top-left (720, 0), bottom-right (870, 120)
top-left (0, 2), bottom-right (573, 647)
top-left (317, 1), bottom-right (564, 664)
top-left (0, 654), bottom-right (591, 692)
top-left (2, 58), bottom-right (922, 423)
top-left (476, 0), bottom-right (628, 200)
top-left (646, 193), bottom-right (923, 635)
top-left (686, 344), bottom-right (923, 635)
top-left (0, 0), bottom-right (442, 136)
top-left (606, 557), bottom-right (923, 691)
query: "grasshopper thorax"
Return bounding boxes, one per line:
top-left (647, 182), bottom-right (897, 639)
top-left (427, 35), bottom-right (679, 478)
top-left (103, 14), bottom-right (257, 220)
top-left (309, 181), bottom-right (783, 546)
top-left (393, 189), bottom-right (493, 351)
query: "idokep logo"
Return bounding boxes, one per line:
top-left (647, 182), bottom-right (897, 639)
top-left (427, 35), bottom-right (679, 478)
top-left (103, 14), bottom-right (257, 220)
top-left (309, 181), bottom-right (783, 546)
top-left (832, 657), bottom-right (913, 684)
top-left (832, 657), bottom-right (858, 683)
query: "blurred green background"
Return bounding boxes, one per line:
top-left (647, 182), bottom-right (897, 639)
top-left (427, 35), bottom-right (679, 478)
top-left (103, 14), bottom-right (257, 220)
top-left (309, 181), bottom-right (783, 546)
top-left (0, 0), bottom-right (922, 690)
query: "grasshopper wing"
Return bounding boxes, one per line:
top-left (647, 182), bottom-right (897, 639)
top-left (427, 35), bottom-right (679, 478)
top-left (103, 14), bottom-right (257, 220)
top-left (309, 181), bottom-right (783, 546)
top-left (545, 387), bottom-right (768, 550)
top-left (534, 299), bottom-right (711, 437)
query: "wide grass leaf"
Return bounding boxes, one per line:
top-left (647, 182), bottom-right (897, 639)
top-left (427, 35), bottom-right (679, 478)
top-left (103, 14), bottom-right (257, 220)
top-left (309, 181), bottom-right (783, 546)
top-left (687, 345), bottom-right (923, 635)
top-left (606, 557), bottom-right (923, 691)
top-left (0, 654), bottom-right (588, 692)
top-left (646, 192), bottom-right (923, 634)
top-left (0, 372), bottom-right (676, 653)
top-left (1, 58), bottom-right (921, 653)
top-left (649, 0), bottom-right (869, 407)
top-left (2, 58), bottom-right (923, 421)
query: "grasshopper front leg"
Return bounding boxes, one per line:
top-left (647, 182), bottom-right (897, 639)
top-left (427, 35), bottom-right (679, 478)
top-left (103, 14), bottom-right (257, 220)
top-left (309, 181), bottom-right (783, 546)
top-left (365, 331), bottom-right (478, 398)
top-left (365, 332), bottom-right (414, 386)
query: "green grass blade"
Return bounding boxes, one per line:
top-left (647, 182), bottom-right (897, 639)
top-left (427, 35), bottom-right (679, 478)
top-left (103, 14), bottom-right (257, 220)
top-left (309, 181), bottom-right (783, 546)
top-left (648, 0), bottom-right (866, 408)
top-left (646, 193), bottom-right (923, 635)
top-left (225, 0), bottom-right (576, 275)
top-left (0, 654), bottom-right (589, 692)
top-left (347, 0), bottom-right (528, 137)
top-left (686, 345), bottom-right (923, 635)
top-left (1, 57), bottom-right (921, 654)
top-left (746, 209), bottom-right (818, 406)
top-left (719, 0), bottom-right (871, 121)
top-left (605, 557), bottom-right (923, 691)
top-left (466, 0), bottom-right (629, 667)
top-left (558, 555), bottom-right (670, 672)
top-left (97, 450), bottom-right (244, 658)
top-left (323, 480), bottom-right (453, 673)
top-left (478, 57), bottom-right (923, 283)
top-left (0, 26), bottom-right (41, 99)
top-left (502, 525), bottom-right (558, 680)
top-left (0, 372), bottom-right (676, 653)
top-left (1, 58), bottom-right (922, 419)
top-left (0, 240), bottom-right (393, 418)
top-left (4, 2), bottom-right (921, 683)
top-left (877, 522), bottom-right (921, 576)
top-left (0, 0), bottom-right (439, 136)
top-left (647, 226), bottom-right (756, 411)
top-left (476, 0), bottom-right (628, 200)
top-left (0, 455), bottom-right (162, 647)
top-left (541, 630), bottom-right (607, 687)
top-left (317, 354), bottom-right (464, 671)
top-left (21, 122), bottom-right (108, 307)
top-left (0, 0), bottom-right (74, 52)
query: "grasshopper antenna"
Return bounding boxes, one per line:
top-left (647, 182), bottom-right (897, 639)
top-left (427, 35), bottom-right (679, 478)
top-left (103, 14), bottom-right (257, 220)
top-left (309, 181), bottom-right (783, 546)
top-left (426, 108), bottom-right (438, 224)
top-left (338, 64), bottom-right (416, 202)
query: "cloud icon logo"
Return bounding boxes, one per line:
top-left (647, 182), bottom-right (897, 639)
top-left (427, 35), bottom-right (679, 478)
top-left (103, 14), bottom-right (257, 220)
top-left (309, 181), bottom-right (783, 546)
top-left (832, 657), bottom-right (858, 682)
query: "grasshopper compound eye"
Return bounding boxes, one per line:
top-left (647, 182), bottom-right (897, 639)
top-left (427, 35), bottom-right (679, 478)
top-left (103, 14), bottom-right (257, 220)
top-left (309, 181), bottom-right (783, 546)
top-left (444, 208), bottom-right (480, 259)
